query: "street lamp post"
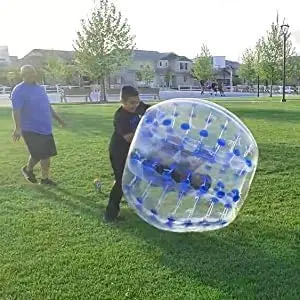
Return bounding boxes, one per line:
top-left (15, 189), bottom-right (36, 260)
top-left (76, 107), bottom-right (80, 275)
top-left (281, 23), bottom-right (290, 103)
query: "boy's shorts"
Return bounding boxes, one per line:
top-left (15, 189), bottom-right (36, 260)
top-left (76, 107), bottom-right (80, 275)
top-left (22, 131), bottom-right (57, 160)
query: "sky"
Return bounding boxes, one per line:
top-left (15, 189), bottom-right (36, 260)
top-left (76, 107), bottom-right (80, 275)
top-left (0, 0), bottom-right (300, 62)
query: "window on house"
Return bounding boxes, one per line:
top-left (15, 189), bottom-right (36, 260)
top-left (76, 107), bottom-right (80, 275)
top-left (165, 61), bottom-right (168, 67)
top-left (159, 61), bottom-right (163, 67)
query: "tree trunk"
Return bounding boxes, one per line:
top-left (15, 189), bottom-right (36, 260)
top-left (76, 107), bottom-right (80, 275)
top-left (100, 77), bottom-right (107, 103)
top-left (269, 76), bottom-right (273, 97)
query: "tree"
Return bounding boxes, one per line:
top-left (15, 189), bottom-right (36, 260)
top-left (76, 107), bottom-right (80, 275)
top-left (44, 57), bottom-right (76, 85)
top-left (164, 71), bottom-right (172, 87)
top-left (239, 48), bottom-right (257, 85)
top-left (137, 65), bottom-right (155, 87)
top-left (259, 14), bottom-right (295, 96)
top-left (192, 44), bottom-right (213, 83)
top-left (288, 56), bottom-right (300, 88)
top-left (73, 0), bottom-right (135, 102)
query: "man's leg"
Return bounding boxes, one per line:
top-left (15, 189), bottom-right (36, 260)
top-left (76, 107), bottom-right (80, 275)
top-left (27, 156), bottom-right (40, 172)
top-left (40, 158), bottom-right (50, 179)
top-left (40, 158), bottom-right (56, 185)
top-left (21, 155), bottom-right (39, 183)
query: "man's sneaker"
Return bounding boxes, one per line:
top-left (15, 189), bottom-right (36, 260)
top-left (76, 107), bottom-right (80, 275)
top-left (21, 166), bottom-right (37, 183)
top-left (40, 178), bottom-right (57, 185)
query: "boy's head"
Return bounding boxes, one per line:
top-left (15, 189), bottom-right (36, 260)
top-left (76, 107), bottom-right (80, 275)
top-left (121, 85), bottom-right (140, 112)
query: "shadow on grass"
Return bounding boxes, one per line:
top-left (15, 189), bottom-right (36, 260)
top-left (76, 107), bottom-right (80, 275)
top-left (118, 213), bottom-right (299, 299)
top-left (30, 184), bottom-right (105, 219)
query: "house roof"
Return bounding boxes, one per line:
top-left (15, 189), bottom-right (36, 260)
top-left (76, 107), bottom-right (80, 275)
top-left (22, 49), bottom-right (75, 61)
top-left (160, 52), bottom-right (192, 62)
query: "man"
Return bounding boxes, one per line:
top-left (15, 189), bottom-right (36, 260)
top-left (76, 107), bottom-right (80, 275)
top-left (11, 65), bottom-right (65, 185)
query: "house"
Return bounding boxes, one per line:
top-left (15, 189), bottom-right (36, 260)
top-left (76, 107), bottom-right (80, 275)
top-left (13, 48), bottom-right (241, 88)
top-left (16, 49), bottom-right (74, 68)
top-left (110, 50), bottom-right (195, 88)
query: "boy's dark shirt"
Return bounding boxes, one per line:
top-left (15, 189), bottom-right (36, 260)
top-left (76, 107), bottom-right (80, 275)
top-left (109, 102), bottom-right (150, 156)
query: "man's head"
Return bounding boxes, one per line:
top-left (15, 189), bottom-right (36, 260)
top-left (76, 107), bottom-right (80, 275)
top-left (121, 85), bottom-right (140, 112)
top-left (20, 65), bottom-right (37, 84)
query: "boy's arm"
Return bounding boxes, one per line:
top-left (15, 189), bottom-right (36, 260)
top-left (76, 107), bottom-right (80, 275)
top-left (115, 113), bottom-right (134, 143)
top-left (50, 105), bottom-right (65, 127)
top-left (123, 133), bottom-right (134, 143)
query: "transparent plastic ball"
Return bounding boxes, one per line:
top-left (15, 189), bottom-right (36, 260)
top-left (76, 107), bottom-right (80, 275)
top-left (122, 98), bottom-right (259, 232)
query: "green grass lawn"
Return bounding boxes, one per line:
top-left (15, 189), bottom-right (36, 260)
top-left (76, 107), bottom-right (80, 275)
top-left (0, 101), bottom-right (299, 300)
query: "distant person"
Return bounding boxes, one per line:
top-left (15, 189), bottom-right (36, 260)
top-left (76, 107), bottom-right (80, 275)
top-left (218, 81), bottom-right (225, 97)
top-left (200, 80), bottom-right (205, 95)
top-left (105, 85), bottom-right (151, 223)
top-left (11, 65), bottom-right (65, 185)
top-left (211, 81), bottom-right (218, 96)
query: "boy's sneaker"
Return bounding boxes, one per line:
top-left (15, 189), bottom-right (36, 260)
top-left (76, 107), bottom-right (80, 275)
top-left (40, 178), bottom-right (57, 185)
top-left (21, 166), bottom-right (37, 183)
top-left (103, 215), bottom-right (125, 224)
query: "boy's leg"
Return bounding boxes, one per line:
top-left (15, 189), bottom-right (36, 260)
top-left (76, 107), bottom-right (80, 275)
top-left (104, 154), bottom-right (126, 222)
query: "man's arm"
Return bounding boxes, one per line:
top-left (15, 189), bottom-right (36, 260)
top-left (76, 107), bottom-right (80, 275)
top-left (50, 106), bottom-right (65, 126)
top-left (11, 86), bottom-right (24, 141)
top-left (12, 110), bottom-right (22, 141)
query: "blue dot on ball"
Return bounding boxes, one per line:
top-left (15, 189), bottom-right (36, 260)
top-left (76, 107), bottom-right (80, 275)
top-left (200, 129), bottom-right (209, 137)
top-left (224, 203), bottom-right (232, 209)
top-left (233, 149), bottom-right (241, 156)
top-left (217, 181), bottom-right (225, 189)
top-left (245, 159), bottom-right (252, 167)
top-left (146, 117), bottom-right (154, 124)
top-left (233, 195), bottom-right (240, 202)
top-left (184, 220), bottom-right (193, 227)
top-left (211, 197), bottom-right (219, 203)
top-left (232, 189), bottom-right (239, 195)
top-left (217, 138), bottom-right (226, 147)
top-left (181, 123), bottom-right (190, 130)
top-left (137, 197), bottom-right (143, 204)
top-left (150, 209), bottom-right (158, 215)
top-left (217, 191), bottom-right (225, 198)
top-left (168, 217), bottom-right (175, 222)
top-left (162, 119), bottom-right (172, 126)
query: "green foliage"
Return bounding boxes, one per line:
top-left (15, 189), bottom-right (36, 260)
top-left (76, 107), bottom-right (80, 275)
top-left (288, 56), bottom-right (300, 85)
top-left (0, 67), bottom-right (22, 86)
top-left (44, 57), bottom-right (76, 85)
top-left (239, 48), bottom-right (257, 84)
top-left (259, 15), bottom-right (295, 94)
top-left (73, 0), bottom-right (135, 83)
top-left (192, 44), bottom-right (213, 82)
top-left (137, 65), bottom-right (155, 86)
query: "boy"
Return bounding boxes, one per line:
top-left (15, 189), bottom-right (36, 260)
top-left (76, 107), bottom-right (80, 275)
top-left (105, 85), bottom-right (151, 223)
